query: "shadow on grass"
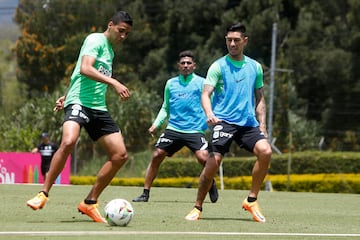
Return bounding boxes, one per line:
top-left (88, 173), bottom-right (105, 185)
top-left (201, 217), bottom-right (253, 222)
top-left (136, 199), bottom-right (217, 204)
top-left (136, 200), bottom-right (195, 203)
top-left (60, 220), bottom-right (97, 223)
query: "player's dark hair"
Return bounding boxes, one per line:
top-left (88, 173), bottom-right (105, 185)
top-left (226, 23), bottom-right (247, 37)
top-left (111, 11), bottom-right (133, 26)
top-left (179, 50), bottom-right (195, 61)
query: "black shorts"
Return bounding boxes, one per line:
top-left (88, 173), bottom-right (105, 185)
top-left (64, 104), bottom-right (120, 141)
top-left (155, 129), bottom-right (208, 156)
top-left (41, 160), bottom-right (51, 176)
top-left (209, 121), bottom-right (266, 155)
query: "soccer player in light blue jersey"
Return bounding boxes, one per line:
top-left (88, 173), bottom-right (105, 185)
top-left (133, 50), bottom-right (218, 203)
top-left (185, 23), bottom-right (272, 222)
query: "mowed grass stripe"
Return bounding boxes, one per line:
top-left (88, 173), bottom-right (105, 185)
top-left (0, 184), bottom-right (358, 240)
top-left (0, 231), bottom-right (360, 237)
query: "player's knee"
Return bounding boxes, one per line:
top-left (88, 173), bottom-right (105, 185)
top-left (152, 149), bottom-right (166, 161)
top-left (112, 152), bottom-right (128, 166)
top-left (262, 146), bottom-right (272, 159)
top-left (256, 139), bottom-right (272, 153)
top-left (59, 139), bottom-right (77, 152)
top-left (197, 155), bottom-right (208, 166)
top-left (119, 152), bottom-right (128, 162)
top-left (254, 142), bottom-right (272, 163)
top-left (195, 151), bottom-right (209, 166)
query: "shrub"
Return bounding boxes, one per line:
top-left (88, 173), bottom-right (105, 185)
top-left (158, 151), bottom-right (360, 177)
top-left (70, 173), bottom-right (360, 193)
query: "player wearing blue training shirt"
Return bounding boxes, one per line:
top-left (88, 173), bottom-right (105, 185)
top-left (186, 23), bottom-right (272, 223)
top-left (209, 55), bottom-right (264, 127)
top-left (133, 50), bottom-right (218, 203)
top-left (153, 73), bottom-right (207, 133)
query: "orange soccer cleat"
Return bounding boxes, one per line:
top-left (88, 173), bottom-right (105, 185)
top-left (77, 201), bottom-right (107, 223)
top-left (242, 198), bottom-right (266, 223)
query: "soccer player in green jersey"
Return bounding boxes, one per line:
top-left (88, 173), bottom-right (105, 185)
top-left (185, 23), bottom-right (272, 222)
top-left (132, 50), bottom-right (218, 203)
top-left (27, 11), bottom-right (133, 223)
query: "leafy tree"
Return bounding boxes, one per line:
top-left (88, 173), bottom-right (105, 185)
top-left (284, 0), bottom-right (359, 146)
top-left (7, 0), bottom-right (360, 153)
top-left (0, 39), bottom-right (26, 115)
top-left (0, 91), bottom-right (63, 152)
top-left (107, 80), bottom-right (162, 152)
top-left (14, 0), bottom-right (140, 96)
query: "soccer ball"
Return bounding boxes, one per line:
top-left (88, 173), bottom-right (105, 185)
top-left (104, 198), bottom-right (134, 226)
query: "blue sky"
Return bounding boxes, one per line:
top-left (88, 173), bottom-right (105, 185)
top-left (0, 0), bottom-right (19, 25)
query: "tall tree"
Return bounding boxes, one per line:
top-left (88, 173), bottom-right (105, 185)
top-left (10, 0), bottom-right (360, 151)
top-left (284, 0), bottom-right (359, 148)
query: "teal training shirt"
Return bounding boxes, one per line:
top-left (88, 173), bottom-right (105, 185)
top-left (153, 73), bottom-right (207, 133)
top-left (205, 55), bottom-right (264, 127)
top-left (64, 33), bottom-right (114, 111)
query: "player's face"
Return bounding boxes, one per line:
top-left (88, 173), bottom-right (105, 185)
top-left (178, 56), bottom-right (196, 77)
top-left (225, 31), bottom-right (248, 59)
top-left (108, 22), bottom-right (132, 44)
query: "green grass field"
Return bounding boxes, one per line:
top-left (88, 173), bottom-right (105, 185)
top-left (0, 184), bottom-right (359, 240)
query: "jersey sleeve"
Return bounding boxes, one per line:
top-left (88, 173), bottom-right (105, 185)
top-left (255, 62), bottom-right (264, 89)
top-left (204, 62), bottom-right (221, 87)
top-left (152, 81), bottom-right (170, 128)
top-left (81, 34), bottom-right (101, 58)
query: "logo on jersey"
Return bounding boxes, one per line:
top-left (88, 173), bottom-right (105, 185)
top-left (236, 77), bottom-right (246, 83)
top-left (98, 65), bottom-right (111, 77)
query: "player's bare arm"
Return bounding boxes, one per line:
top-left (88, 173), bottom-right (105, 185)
top-left (80, 55), bottom-right (131, 100)
top-left (202, 84), bottom-right (220, 126)
top-left (255, 87), bottom-right (268, 137)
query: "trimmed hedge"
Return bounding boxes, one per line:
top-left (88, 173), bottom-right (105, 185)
top-left (266, 174), bottom-right (359, 193)
top-left (70, 173), bottom-right (360, 194)
top-left (157, 151), bottom-right (360, 177)
top-left (70, 151), bottom-right (360, 193)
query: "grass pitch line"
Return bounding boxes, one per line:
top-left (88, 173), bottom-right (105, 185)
top-left (0, 231), bottom-right (359, 237)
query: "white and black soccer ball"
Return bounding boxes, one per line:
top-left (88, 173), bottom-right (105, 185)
top-left (104, 198), bottom-right (134, 226)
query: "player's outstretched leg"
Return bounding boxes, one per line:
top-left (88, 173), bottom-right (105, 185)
top-left (78, 201), bottom-right (107, 223)
top-left (26, 191), bottom-right (48, 210)
top-left (132, 192), bottom-right (149, 202)
top-left (185, 207), bottom-right (201, 221)
top-left (242, 198), bottom-right (266, 222)
top-left (208, 179), bottom-right (218, 203)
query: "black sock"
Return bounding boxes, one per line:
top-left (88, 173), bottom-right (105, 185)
top-left (247, 196), bottom-right (257, 203)
top-left (194, 205), bottom-right (202, 212)
top-left (143, 189), bottom-right (150, 196)
top-left (40, 191), bottom-right (48, 197)
top-left (84, 199), bottom-right (97, 204)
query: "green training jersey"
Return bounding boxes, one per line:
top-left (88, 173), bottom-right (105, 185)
top-left (64, 33), bottom-right (114, 111)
